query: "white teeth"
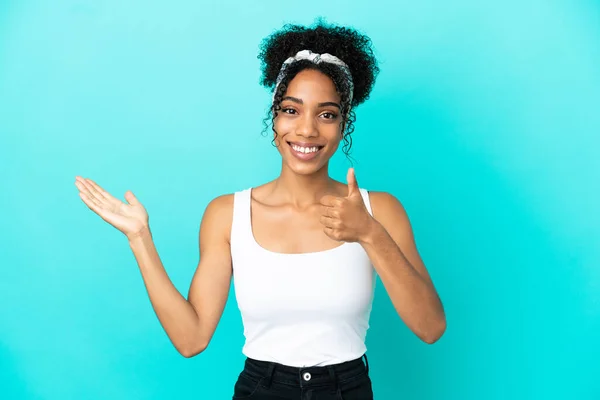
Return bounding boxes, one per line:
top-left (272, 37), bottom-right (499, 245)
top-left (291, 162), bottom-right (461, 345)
top-left (291, 144), bottom-right (320, 154)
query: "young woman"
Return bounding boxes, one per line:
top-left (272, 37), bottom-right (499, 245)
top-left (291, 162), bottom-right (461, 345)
top-left (75, 21), bottom-right (446, 400)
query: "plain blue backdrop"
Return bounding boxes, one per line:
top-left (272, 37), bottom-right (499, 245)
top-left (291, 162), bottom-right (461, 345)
top-left (1, 0), bottom-right (599, 399)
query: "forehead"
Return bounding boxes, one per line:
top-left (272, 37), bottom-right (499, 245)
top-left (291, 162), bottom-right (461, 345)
top-left (285, 69), bottom-right (341, 102)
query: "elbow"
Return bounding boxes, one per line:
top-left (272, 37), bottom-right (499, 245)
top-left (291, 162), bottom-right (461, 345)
top-left (421, 317), bottom-right (447, 345)
top-left (179, 348), bottom-right (201, 359)
top-left (178, 339), bottom-right (209, 358)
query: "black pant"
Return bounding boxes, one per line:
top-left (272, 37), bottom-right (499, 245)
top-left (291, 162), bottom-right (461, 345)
top-left (232, 354), bottom-right (373, 399)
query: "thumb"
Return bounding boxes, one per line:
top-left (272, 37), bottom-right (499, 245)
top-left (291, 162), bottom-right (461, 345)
top-left (125, 190), bottom-right (140, 206)
top-left (347, 167), bottom-right (359, 197)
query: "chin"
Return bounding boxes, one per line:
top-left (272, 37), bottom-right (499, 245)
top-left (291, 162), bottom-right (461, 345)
top-left (285, 160), bottom-right (326, 175)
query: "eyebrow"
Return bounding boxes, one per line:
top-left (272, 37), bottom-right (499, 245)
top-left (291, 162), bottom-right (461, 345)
top-left (282, 96), bottom-right (341, 109)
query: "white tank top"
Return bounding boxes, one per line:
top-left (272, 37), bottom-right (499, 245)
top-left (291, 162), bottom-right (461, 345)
top-left (230, 187), bottom-right (376, 367)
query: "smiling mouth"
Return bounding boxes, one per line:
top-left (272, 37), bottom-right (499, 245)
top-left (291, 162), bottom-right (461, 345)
top-left (286, 141), bottom-right (325, 153)
top-left (286, 141), bottom-right (325, 160)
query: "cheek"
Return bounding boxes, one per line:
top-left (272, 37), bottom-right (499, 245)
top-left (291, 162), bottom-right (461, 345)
top-left (273, 115), bottom-right (293, 135)
top-left (328, 139), bottom-right (341, 154)
top-left (326, 125), bottom-right (344, 145)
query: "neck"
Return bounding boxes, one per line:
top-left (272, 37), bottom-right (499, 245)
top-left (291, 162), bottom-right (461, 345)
top-left (272, 161), bottom-right (335, 208)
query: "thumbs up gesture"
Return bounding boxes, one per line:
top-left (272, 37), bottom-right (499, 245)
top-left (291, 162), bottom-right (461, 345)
top-left (319, 168), bottom-right (375, 243)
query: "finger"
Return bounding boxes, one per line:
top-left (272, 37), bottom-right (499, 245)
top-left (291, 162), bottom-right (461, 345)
top-left (320, 205), bottom-right (339, 219)
top-left (76, 178), bottom-right (106, 205)
top-left (84, 178), bottom-right (112, 202)
top-left (75, 179), bottom-right (96, 202)
top-left (87, 179), bottom-right (123, 206)
top-left (320, 195), bottom-right (343, 207)
top-left (75, 178), bottom-right (106, 209)
top-left (124, 190), bottom-right (140, 206)
top-left (79, 191), bottom-right (108, 217)
top-left (323, 226), bottom-right (334, 238)
top-left (83, 188), bottom-right (104, 209)
top-left (323, 227), bottom-right (342, 242)
top-left (319, 215), bottom-right (336, 228)
top-left (347, 167), bottom-right (359, 197)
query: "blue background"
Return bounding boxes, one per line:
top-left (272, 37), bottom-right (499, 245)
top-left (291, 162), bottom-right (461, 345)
top-left (1, 0), bottom-right (599, 399)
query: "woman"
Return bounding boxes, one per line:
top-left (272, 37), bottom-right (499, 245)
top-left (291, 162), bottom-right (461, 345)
top-left (74, 21), bottom-right (446, 400)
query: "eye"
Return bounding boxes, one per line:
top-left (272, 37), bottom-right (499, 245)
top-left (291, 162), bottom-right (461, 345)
top-left (281, 108), bottom-right (297, 114)
top-left (321, 112), bottom-right (338, 120)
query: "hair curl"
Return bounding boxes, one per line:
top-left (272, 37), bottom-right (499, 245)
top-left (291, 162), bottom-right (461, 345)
top-left (257, 19), bottom-right (379, 159)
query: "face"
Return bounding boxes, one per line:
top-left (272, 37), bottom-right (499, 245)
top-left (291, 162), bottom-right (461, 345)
top-left (273, 68), bottom-right (344, 175)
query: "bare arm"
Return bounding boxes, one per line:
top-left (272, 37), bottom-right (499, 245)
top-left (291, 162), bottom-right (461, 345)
top-left (362, 191), bottom-right (446, 344)
top-left (318, 170), bottom-right (445, 343)
top-left (128, 194), bottom-right (234, 357)
top-left (74, 176), bottom-right (233, 358)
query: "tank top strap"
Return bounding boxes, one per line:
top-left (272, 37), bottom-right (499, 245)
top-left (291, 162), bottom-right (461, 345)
top-left (231, 188), bottom-right (253, 252)
top-left (359, 188), bottom-right (373, 216)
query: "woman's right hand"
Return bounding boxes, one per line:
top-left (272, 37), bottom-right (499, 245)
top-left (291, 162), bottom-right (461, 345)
top-left (75, 176), bottom-right (149, 240)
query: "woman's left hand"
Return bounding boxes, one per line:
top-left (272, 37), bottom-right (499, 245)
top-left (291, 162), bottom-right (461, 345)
top-left (319, 168), bottom-right (377, 243)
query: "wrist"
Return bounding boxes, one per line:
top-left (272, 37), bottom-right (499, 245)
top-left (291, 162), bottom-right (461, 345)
top-left (127, 224), bottom-right (151, 243)
top-left (359, 217), bottom-right (382, 246)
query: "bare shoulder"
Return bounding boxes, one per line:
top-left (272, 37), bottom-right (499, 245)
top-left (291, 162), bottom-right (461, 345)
top-left (205, 193), bottom-right (235, 214)
top-left (201, 193), bottom-right (235, 243)
top-left (367, 191), bottom-right (410, 223)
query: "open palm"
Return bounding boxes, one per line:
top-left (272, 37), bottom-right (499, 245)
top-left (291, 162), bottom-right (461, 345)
top-left (75, 176), bottom-right (149, 238)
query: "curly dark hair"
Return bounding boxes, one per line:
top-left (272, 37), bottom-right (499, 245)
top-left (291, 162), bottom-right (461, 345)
top-left (258, 19), bottom-right (379, 159)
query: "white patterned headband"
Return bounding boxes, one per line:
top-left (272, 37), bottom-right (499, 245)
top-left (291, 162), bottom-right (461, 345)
top-left (273, 49), bottom-right (354, 106)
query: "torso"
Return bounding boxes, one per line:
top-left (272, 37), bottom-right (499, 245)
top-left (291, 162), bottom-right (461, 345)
top-left (228, 180), bottom-right (377, 367)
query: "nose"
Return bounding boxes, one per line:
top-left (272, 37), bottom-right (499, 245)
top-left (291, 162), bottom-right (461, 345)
top-left (295, 114), bottom-right (318, 138)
